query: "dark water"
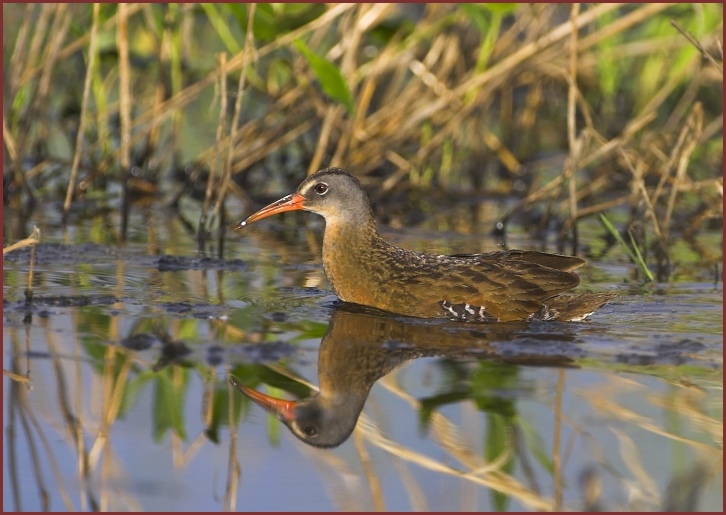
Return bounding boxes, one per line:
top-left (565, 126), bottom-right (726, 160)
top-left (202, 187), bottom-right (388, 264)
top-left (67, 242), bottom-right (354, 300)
top-left (3, 201), bottom-right (722, 511)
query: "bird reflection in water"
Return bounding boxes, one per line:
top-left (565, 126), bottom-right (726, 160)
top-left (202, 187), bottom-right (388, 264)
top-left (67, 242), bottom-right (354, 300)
top-left (230, 303), bottom-right (581, 449)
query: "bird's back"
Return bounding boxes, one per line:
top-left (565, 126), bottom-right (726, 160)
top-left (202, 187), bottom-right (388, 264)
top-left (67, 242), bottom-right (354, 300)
top-left (384, 249), bottom-right (583, 321)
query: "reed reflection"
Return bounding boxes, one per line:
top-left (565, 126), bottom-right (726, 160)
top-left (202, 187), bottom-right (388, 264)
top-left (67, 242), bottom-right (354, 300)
top-left (231, 303), bottom-right (579, 449)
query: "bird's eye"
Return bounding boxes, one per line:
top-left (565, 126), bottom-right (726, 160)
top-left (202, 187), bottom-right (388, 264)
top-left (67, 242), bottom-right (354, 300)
top-left (313, 183), bottom-right (329, 195)
top-left (303, 426), bottom-right (318, 437)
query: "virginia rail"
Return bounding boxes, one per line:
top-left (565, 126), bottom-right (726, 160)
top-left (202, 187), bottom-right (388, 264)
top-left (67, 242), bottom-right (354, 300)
top-left (235, 168), bottom-right (616, 322)
top-left (229, 303), bottom-right (579, 448)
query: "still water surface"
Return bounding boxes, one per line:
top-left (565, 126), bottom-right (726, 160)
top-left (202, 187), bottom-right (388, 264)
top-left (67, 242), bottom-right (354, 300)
top-left (3, 201), bottom-right (722, 511)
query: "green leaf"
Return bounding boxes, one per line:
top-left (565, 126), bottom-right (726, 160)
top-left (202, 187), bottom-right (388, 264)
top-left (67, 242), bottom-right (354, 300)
top-left (459, 4), bottom-right (491, 33)
top-left (228, 4), bottom-right (326, 42)
top-left (119, 369), bottom-right (155, 417)
top-left (517, 417), bottom-right (555, 474)
top-left (152, 369), bottom-right (188, 442)
top-left (292, 321), bottom-right (330, 341)
top-left (228, 3), bottom-right (274, 42)
top-left (486, 413), bottom-right (515, 510)
top-left (276, 3), bottom-right (327, 32)
top-left (482, 3), bottom-right (518, 16)
top-left (201, 3), bottom-right (241, 54)
top-left (205, 380), bottom-right (246, 444)
top-left (293, 39), bottom-right (355, 115)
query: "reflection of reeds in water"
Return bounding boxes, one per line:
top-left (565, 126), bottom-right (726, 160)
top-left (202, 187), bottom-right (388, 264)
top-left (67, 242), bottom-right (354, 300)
top-left (5, 319), bottom-right (722, 511)
top-left (361, 371), bottom-right (551, 511)
top-left (262, 359), bottom-right (722, 511)
top-left (575, 373), bottom-right (723, 511)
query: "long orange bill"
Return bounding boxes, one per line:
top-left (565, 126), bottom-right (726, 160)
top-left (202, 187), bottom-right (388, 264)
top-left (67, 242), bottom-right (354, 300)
top-left (234, 192), bottom-right (306, 230)
top-left (229, 376), bottom-right (297, 423)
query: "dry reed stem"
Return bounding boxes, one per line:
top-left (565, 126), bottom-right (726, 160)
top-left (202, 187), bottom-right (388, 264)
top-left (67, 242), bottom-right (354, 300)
top-left (308, 105), bottom-right (343, 175)
top-left (502, 104), bottom-right (656, 225)
top-left (355, 415), bottom-right (552, 511)
top-left (211, 4), bottom-right (258, 228)
top-left (3, 227), bottom-right (40, 255)
top-left (398, 3), bottom-right (624, 137)
top-left (339, 4), bottom-right (366, 78)
top-left (7, 327), bottom-right (82, 511)
top-left (378, 83), bottom-right (500, 190)
top-left (14, 394), bottom-right (53, 510)
top-left (574, 375), bottom-right (722, 510)
top-left (650, 385), bottom-right (723, 445)
top-left (170, 432), bottom-right (208, 469)
top-left (352, 428), bottom-right (385, 511)
top-left (232, 119), bottom-right (316, 174)
top-left (25, 230), bottom-right (38, 303)
top-left (203, 52), bottom-right (228, 228)
top-left (33, 5), bottom-right (71, 130)
top-left (651, 117), bottom-right (694, 207)
top-left (577, 3), bottom-right (673, 53)
top-left (26, 5), bottom-right (54, 79)
top-left (6, 3), bottom-right (34, 95)
top-left (2, 111), bottom-right (36, 202)
top-left (142, 3), bottom-right (171, 173)
top-left (64, 3), bottom-right (100, 218)
top-left (378, 373), bottom-right (515, 475)
top-left (20, 385), bottom-right (76, 511)
top-left (71, 316), bottom-right (89, 510)
top-left (2, 369), bottom-right (31, 383)
top-left (117, 3), bottom-right (132, 172)
top-left (482, 131), bottom-right (522, 174)
top-left (330, 5), bottom-right (391, 165)
top-left (553, 368), bottom-right (565, 511)
top-left (623, 150), bottom-right (666, 239)
top-left (225, 366), bottom-right (241, 512)
top-left (19, 4), bottom-right (144, 86)
top-left (564, 3), bottom-right (581, 254)
top-left (349, 3), bottom-right (653, 180)
top-left (200, 86), bottom-right (305, 164)
top-left (580, 112), bottom-right (657, 169)
top-left (698, 113), bottom-right (723, 144)
top-left (613, 429), bottom-right (661, 506)
top-left (587, 390), bottom-right (719, 453)
top-left (41, 320), bottom-right (94, 506)
top-left (639, 58), bottom-right (701, 122)
top-left (391, 458), bottom-right (429, 511)
top-left (662, 103), bottom-right (703, 239)
top-left (663, 68), bottom-right (705, 133)
top-left (671, 19), bottom-right (724, 73)
top-left (129, 3), bottom-right (355, 136)
top-left (5, 391), bottom-right (21, 510)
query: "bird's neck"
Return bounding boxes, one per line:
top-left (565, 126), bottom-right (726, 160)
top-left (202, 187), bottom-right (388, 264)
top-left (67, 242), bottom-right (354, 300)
top-left (322, 218), bottom-right (386, 264)
top-left (321, 217), bottom-right (391, 304)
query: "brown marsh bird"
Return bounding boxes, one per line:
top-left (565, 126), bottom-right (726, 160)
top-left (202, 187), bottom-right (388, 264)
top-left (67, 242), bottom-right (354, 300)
top-left (235, 168), bottom-right (616, 322)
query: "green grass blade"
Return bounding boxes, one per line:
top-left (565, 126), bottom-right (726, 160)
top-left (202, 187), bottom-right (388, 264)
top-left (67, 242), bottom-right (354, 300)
top-left (599, 213), bottom-right (654, 282)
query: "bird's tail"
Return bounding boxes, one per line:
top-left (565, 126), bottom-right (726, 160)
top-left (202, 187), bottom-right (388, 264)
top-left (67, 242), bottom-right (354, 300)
top-left (532, 293), bottom-right (618, 322)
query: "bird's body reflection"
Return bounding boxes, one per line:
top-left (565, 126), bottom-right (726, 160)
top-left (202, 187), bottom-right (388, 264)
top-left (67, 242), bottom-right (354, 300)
top-left (231, 303), bottom-right (579, 448)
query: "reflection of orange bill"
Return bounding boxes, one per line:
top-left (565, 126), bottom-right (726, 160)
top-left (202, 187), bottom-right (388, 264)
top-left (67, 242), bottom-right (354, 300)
top-left (228, 375), bottom-right (296, 423)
